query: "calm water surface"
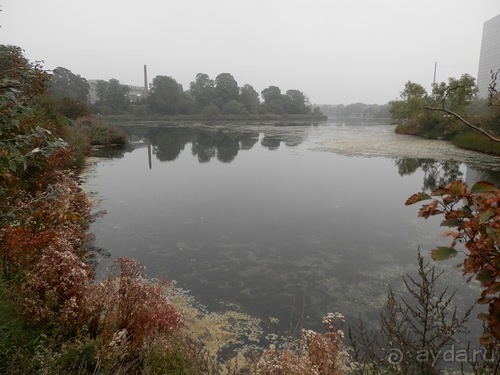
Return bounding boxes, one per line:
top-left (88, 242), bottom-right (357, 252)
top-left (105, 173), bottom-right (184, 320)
top-left (87, 120), bottom-right (500, 338)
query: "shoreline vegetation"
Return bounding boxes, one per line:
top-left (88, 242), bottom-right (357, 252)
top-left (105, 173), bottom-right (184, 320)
top-left (395, 122), bottom-right (500, 156)
top-left (2, 44), bottom-right (500, 373)
top-left (0, 44), bottom-right (352, 374)
top-left (390, 77), bottom-right (500, 156)
top-left (102, 112), bottom-right (328, 124)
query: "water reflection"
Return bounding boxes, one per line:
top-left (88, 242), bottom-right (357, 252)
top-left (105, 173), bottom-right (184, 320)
top-left (123, 124), bottom-right (313, 164)
top-left (395, 158), bottom-right (463, 191)
top-left (395, 157), bottom-right (500, 190)
top-left (88, 122), bottom-right (499, 342)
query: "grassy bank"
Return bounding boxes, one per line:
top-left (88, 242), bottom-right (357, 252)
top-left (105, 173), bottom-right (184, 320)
top-left (452, 131), bottom-right (500, 155)
top-left (395, 119), bottom-right (500, 156)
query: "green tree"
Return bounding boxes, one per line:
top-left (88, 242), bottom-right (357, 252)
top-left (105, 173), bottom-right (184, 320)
top-left (95, 78), bottom-right (129, 113)
top-left (48, 67), bottom-right (90, 103)
top-left (261, 85), bottom-right (284, 114)
top-left (283, 89), bottom-right (310, 114)
top-left (222, 99), bottom-right (248, 115)
top-left (389, 81), bottom-right (428, 124)
top-left (239, 84), bottom-right (260, 114)
top-left (148, 75), bottom-right (184, 115)
top-left (215, 73), bottom-right (239, 104)
top-left (261, 85), bottom-right (282, 103)
top-left (189, 73), bottom-right (216, 108)
top-left (431, 74), bottom-right (478, 113)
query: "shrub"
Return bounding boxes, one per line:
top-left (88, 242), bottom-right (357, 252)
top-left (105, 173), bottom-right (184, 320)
top-left (89, 258), bottom-right (184, 353)
top-left (222, 100), bottom-right (249, 115)
top-left (73, 116), bottom-right (128, 146)
top-left (349, 251), bottom-right (474, 374)
top-left (21, 242), bottom-right (92, 330)
top-left (201, 103), bottom-right (221, 118)
top-left (406, 181), bottom-right (500, 345)
top-left (257, 313), bottom-right (348, 375)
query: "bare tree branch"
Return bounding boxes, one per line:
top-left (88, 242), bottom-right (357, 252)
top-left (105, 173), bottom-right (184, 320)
top-left (425, 70), bottom-right (500, 143)
top-left (426, 106), bottom-right (500, 143)
top-left (488, 69), bottom-right (500, 108)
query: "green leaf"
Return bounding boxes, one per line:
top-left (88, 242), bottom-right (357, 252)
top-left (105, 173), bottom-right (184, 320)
top-left (477, 269), bottom-right (495, 283)
top-left (486, 227), bottom-right (498, 241)
top-left (441, 219), bottom-right (464, 227)
top-left (479, 208), bottom-right (495, 223)
top-left (462, 205), bottom-right (472, 214)
top-left (471, 181), bottom-right (499, 194)
top-left (431, 247), bottom-right (458, 261)
top-left (448, 181), bottom-right (467, 195)
top-left (405, 192), bottom-right (432, 205)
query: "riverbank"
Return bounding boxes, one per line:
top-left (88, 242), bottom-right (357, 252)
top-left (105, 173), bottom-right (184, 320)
top-left (394, 118), bottom-right (500, 156)
top-left (100, 112), bottom-right (328, 125)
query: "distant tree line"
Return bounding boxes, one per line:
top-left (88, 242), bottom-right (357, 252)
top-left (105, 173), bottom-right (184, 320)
top-left (319, 103), bottom-right (390, 119)
top-left (44, 65), bottom-right (323, 117)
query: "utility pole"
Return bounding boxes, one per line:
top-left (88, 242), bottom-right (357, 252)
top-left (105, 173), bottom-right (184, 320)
top-left (433, 61), bottom-right (437, 85)
top-left (144, 65), bottom-right (149, 98)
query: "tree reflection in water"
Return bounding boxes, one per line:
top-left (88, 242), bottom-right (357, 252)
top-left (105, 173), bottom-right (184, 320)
top-left (395, 158), bottom-right (463, 191)
top-left (123, 124), bottom-right (312, 164)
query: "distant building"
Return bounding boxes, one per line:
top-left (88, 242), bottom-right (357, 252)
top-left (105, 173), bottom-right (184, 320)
top-left (87, 80), bottom-right (147, 104)
top-left (477, 13), bottom-right (500, 98)
top-left (126, 85), bottom-right (147, 103)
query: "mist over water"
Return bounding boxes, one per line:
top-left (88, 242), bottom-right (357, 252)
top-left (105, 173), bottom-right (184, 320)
top-left (86, 120), bottom-right (499, 341)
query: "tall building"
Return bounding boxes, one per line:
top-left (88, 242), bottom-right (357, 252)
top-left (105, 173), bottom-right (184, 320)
top-left (477, 13), bottom-right (500, 98)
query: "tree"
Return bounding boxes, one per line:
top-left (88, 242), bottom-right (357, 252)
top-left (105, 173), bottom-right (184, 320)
top-left (283, 89), bottom-right (310, 114)
top-left (148, 75), bottom-right (184, 115)
top-left (189, 73), bottom-right (216, 108)
top-left (95, 78), bottom-right (129, 113)
top-left (427, 72), bottom-right (500, 143)
top-left (389, 81), bottom-right (428, 124)
top-left (261, 85), bottom-right (282, 104)
top-left (0, 44), bottom-right (29, 74)
top-left (430, 74), bottom-right (478, 113)
top-left (215, 72), bottom-right (239, 104)
top-left (261, 85), bottom-right (284, 114)
top-left (221, 99), bottom-right (248, 115)
top-left (48, 67), bottom-right (90, 103)
top-left (239, 84), bottom-right (260, 114)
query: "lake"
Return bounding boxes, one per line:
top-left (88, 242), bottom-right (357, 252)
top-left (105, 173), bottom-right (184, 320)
top-left (86, 119), bottom-right (500, 347)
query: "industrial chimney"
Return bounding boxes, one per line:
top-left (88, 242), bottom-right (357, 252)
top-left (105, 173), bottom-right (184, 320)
top-left (143, 65), bottom-right (149, 98)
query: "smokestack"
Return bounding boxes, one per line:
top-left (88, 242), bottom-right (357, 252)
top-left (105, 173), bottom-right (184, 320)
top-left (143, 65), bottom-right (149, 97)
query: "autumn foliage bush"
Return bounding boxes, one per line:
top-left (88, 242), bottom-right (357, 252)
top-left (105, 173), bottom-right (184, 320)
top-left (406, 180), bottom-right (500, 344)
top-left (88, 258), bottom-right (184, 352)
top-left (257, 313), bottom-right (349, 375)
top-left (1, 46), bottom-right (187, 372)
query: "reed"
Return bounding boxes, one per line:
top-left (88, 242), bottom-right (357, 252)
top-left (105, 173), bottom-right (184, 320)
top-left (452, 132), bottom-right (500, 156)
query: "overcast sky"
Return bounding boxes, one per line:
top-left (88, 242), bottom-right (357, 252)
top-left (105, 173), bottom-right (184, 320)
top-left (2, 1), bottom-right (500, 105)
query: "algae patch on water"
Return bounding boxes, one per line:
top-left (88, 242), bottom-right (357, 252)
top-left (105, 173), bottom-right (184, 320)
top-left (166, 287), bottom-right (275, 361)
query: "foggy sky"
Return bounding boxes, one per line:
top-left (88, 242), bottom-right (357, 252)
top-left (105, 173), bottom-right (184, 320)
top-left (2, 0), bottom-right (500, 105)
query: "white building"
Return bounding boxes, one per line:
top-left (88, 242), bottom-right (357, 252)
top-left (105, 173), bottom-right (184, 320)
top-left (87, 80), bottom-right (147, 104)
top-left (477, 13), bottom-right (500, 98)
